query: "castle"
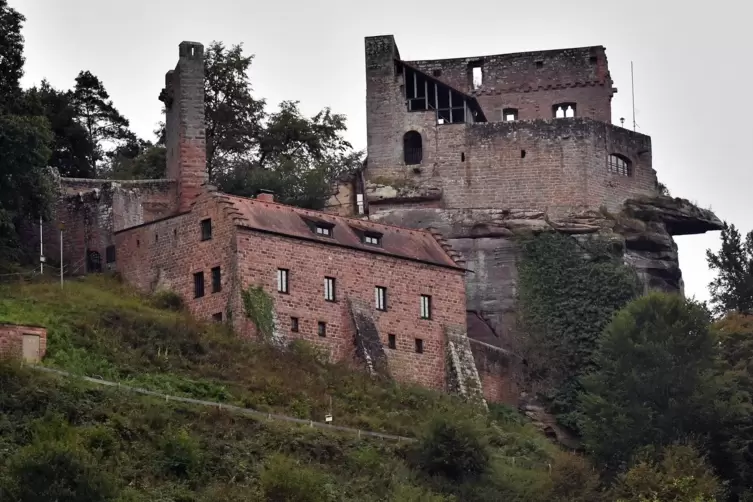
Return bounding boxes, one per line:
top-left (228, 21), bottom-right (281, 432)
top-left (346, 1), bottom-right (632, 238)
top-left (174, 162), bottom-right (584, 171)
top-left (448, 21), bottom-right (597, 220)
top-left (27, 36), bottom-right (723, 408)
top-left (326, 35), bottom-right (723, 352)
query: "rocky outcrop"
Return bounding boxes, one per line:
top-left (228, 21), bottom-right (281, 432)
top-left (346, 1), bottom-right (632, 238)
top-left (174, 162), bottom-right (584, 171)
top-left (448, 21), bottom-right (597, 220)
top-left (623, 195), bottom-right (723, 236)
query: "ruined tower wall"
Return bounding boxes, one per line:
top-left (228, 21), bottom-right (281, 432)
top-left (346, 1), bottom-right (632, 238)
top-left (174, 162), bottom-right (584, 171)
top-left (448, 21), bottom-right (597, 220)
top-left (407, 46), bottom-right (614, 123)
top-left (162, 41), bottom-right (208, 213)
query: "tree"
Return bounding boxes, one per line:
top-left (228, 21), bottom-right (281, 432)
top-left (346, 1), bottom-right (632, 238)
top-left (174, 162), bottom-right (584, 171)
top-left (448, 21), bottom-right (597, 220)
top-left (0, 0), bottom-right (24, 112)
top-left (25, 81), bottom-right (94, 177)
top-left (578, 293), bottom-right (726, 472)
top-left (706, 222), bottom-right (753, 317)
top-left (0, 113), bottom-right (54, 263)
top-left (104, 138), bottom-right (166, 180)
top-left (70, 70), bottom-right (133, 174)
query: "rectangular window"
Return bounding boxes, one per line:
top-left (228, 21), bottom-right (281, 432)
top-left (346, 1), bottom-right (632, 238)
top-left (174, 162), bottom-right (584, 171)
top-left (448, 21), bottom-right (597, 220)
top-left (291, 316), bottom-right (299, 332)
top-left (415, 338), bottom-right (424, 354)
top-left (324, 277), bottom-right (336, 302)
top-left (105, 245), bottom-right (116, 264)
top-left (277, 268), bottom-right (289, 294)
top-left (364, 234), bottom-right (381, 246)
top-left (318, 321), bottom-right (327, 337)
top-left (375, 286), bottom-right (387, 311)
top-left (388, 334), bottom-right (396, 350)
top-left (211, 266), bottom-right (221, 293)
top-left (315, 225), bottom-right (332, 237)
top-left (212, 312), bottom-right (223, 322)
top-left (420, 295), bottom-right (432, 319)
top-left (193, 272), bottom-right (205, 298)
top-left (200, 218), bottom-right (212, 241)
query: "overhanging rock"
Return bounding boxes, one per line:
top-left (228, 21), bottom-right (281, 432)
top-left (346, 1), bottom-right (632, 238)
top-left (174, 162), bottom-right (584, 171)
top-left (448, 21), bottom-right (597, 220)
top-left (622, 195), bottom-right (724, 236)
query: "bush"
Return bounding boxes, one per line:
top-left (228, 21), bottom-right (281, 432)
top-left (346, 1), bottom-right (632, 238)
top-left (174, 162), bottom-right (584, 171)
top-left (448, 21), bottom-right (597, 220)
top-left (611, 444), bottom-right (723, 502)
top-left (260, 453), bottom-right (333, 502)
top-left (415, 414), bottom-right (490, 482)
top-left (0, 440), bottom-right (117, 502)
top-left (151, 290), bottom-right (185, 311)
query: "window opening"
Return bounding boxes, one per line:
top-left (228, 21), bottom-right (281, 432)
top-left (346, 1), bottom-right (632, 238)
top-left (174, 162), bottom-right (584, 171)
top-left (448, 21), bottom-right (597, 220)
top-left (608, 154), bottom-right (631, 176)
top-left (375, 286), bottom-right (387, 311)
top-left (420, 295), bottom-right (432, 319)
top-left (553, 103), bottom-right (576, 118)
top-left (324, 277), bottom-right (336, 302)
top-left (200, 218), bottom-right (212, 241)
top-left (403, 131), bottom-right (423, 165)
top-left (415, 338), bottom-right (424, 354)
top-left (212, 312), bottom-right (223, 322)
top-left (291, 317), bottom-right (299, 332)
top-left (211, 266), bottom-right (222, 293)
top-left (318, 321), bottom-right (327, 337)
top-left (502, 108), bottom-right (518, 122)
top-left (388, 334), bottom-right (396, 349)
top-left (193, 272), bottom-right (205, 298)
top-left (277, 268), bottom-right (289, 293)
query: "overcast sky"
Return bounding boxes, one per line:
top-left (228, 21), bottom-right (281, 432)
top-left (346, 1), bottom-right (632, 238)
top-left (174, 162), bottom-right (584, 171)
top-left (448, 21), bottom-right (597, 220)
top-left (12, 0), bottom-right (751, 303)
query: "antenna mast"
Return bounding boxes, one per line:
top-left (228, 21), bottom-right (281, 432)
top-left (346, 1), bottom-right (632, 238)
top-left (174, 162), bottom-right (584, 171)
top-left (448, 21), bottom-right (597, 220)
top-left (631, 61), bottom-right (636, 131)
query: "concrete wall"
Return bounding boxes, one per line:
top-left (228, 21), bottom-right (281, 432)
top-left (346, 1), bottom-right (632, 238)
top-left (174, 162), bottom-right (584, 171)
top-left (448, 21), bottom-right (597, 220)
top-left (236, 228), bottom-right (467, 391)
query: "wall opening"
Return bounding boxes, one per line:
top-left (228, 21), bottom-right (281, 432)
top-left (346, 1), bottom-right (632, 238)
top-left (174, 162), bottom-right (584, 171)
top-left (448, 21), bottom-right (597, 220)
top-left (468, 60), bottom-right (483, 90)
top-left (86, 250), bottom-right (102, 273)
top-left (521, 149), bottom-right (526, 158)
top-left (502, 108), bottom-right (518, 122)
top-left (553, 103), bottom-right (577, 118)
top-left (403, 131), bottom-right (423, 165)
top-left (461, 152), bottom-right (465, 162)
top-left (608, 153), bottom-right (631, 176)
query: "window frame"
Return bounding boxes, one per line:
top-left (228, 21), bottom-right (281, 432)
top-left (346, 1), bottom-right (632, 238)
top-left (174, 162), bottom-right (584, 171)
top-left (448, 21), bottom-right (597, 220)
top-left (388, 334), bottom-right (396, 350)
top-left (291, 316), bottom-right (299, 332)
top-left (324, 276), bottom-right (336, 302)
top-left (200, 218), bottom-right (212, 241)
top-left (607, 153), bottom-right (631, 176)
top-left (277, 268), bottom-right (290, 294)
top-left (193, 271), bottom-right (205, 299)
top-left (420, 294), bottom-right (432, 320)
top-left (415, 338), bottom-right (424, 354)
top-left (375, 286), bottom-right (387, 311)
top-left (318, 321), bottom-right (327, 337)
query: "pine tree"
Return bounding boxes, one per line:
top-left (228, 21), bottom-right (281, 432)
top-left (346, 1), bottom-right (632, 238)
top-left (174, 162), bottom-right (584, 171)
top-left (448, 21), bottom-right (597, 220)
top-left (706, 222), bottom-right (753, 317)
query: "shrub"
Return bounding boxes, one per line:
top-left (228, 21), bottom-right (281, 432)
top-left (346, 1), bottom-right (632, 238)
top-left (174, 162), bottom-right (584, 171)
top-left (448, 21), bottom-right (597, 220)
top-left (159, 428), bottom-right (203, 479)
top-left (260, 453), bottom-right (333, 502)
top-left (415, 414), bottom-right (490, 482)
top-left (611, 444), bottom-right (723, 502)
top-left (151, 290), bottom-right (185, 311)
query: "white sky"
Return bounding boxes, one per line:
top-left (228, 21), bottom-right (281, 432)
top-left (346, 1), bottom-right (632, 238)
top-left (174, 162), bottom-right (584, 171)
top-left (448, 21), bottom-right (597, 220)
top-left (12, 0), bottom-right (752, 303)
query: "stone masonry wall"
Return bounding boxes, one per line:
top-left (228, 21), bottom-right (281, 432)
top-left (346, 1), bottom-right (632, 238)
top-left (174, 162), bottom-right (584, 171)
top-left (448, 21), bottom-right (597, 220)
top-left (235, 228), bottom-right (467, 391)
top-left (469, 338), bottom-right (521, 405)
top-left (407, 45), bottom-right (614, 122)
top-left (113, 191), bottom-right (240, 327)
top-left (0, 324), bottom-right (47, 363)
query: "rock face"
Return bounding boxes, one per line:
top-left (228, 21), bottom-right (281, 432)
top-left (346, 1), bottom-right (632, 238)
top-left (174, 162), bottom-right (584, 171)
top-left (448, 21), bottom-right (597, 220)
top-left (369, 196), bottom-right (724, 348)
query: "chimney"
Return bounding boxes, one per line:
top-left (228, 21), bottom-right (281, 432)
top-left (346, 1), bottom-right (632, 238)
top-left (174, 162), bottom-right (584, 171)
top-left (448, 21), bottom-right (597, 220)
top-left (160, 41), bottom-right (207, 213)
top-left (257, 189), bottom-right (275, 203)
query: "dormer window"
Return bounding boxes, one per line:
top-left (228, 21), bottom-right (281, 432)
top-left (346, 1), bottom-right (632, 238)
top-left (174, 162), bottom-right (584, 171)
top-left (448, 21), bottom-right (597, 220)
top-left (316, 225), bottom-right (332, 237)
top-left (363, 232), bottom-right (382, 246)
top-left (502, 108), bottom-right (518, 122)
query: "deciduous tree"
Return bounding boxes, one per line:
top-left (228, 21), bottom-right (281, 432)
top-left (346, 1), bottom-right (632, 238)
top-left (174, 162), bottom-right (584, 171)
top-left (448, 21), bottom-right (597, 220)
top-left (706, 222), bottom-right (753, 317)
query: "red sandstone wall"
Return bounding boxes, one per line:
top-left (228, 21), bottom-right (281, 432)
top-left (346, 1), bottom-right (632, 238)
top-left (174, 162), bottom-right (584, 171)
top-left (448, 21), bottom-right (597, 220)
top-left (113, 192), bottom-right (240, 325)
top-left (236, 228), bottom-right (467, 391)
top-left (468, 339), bottom-right (519, 405)
top-left (0, 324), bottom-right (47, 362)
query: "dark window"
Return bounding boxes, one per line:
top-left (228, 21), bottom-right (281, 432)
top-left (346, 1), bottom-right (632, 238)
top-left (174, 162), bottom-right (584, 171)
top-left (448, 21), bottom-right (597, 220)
top-left (403, 131), bottom-right (423, 165)
top-left (388, 334), bottom-right (396, 350)
top-left (86, 250), bottom-right (102, 273)
top-left (502, 108), bottom-right (518, 122)
top-left (277, 268), bottom-right (289, 293)
top-left (212, 312), bottom-right (222, 322)
top-left (211, 266), bottom-right (221, 293)
top-left (375, 286), bottom-right (387, 311)
top-left (105, 245), bottom-right (116, 264)
top-left (193, 272), bottom-right (205, 298)
top-left (432, 69), bottom-right (442, 77)
top-left (415, 338), bottom-right (424, 354)
top-left (608, 154), bottom-right (631, 176)
top-left (155, 233), bottom-right (158, 243)
top-left (420, 295), bottom-right (432, 319)
top-left (318, 321), bottom-right (327, 337)
top-left (553, 103), bottom-right (576, 118)
top-left (324, 277), bottom-right (336, 302)
top-left (200, 218), bottom-right (212, 241)
top-left (291, 317), bottom-right (299, 332)
top-left (535, 60), bottom-right (544, 69)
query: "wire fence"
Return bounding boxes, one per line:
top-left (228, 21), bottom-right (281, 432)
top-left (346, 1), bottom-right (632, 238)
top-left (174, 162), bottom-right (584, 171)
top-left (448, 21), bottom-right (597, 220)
top-left (30, 365), bottom-right (416, 443)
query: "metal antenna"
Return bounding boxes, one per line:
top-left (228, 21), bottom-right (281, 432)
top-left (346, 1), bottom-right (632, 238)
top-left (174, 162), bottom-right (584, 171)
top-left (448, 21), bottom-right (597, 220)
top-left (631, 61), bottom-right (636, 131)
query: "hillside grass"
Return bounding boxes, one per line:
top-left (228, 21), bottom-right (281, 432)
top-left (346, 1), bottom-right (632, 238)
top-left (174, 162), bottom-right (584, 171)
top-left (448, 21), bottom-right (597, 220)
top-left (0, 275), bottom-right (603, 501)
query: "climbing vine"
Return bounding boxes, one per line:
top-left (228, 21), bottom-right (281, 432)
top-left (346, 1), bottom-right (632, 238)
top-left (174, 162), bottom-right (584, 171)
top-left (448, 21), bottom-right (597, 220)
top-left (241, 285), bottom-right (275, 341)
top-left (515, 232), bottom-right (641, 431)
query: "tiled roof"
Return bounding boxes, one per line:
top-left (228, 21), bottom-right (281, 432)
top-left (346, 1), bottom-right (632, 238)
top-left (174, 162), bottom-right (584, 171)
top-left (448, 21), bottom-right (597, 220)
top-left (217, 193), bottom-right (464, 270)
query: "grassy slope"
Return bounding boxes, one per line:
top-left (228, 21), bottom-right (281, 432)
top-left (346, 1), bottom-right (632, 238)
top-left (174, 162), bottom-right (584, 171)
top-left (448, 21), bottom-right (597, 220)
top-left (0, 276), bottom-right (599, 501)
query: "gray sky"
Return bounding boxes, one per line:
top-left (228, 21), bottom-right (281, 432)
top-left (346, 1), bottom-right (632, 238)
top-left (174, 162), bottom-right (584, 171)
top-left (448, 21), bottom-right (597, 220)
top-left (13, 0), bottom-right (752, 303)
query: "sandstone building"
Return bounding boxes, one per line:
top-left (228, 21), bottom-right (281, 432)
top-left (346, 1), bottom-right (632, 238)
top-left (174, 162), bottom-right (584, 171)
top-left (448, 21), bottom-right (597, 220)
top-left (328, 35), bottom-right (723, 355)
top-left (32, 41), bottom-right (485, 399)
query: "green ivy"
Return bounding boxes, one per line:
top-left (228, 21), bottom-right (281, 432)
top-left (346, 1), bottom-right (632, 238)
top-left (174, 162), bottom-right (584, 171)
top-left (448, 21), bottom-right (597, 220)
top-left (241, 285), bottom-right (275, 340)
top-left (516, 232), bottom-right (641, 431)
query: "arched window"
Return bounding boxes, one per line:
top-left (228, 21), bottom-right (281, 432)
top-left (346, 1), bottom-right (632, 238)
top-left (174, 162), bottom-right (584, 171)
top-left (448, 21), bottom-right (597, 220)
top-left (553, 102), bottom-right (576, 118)
top-left (608, 154), bottom-right (631, 176)
top-left (86, 250), bottom-right (102, 273)
top-left (403, 131), bottom-right (423, 165)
